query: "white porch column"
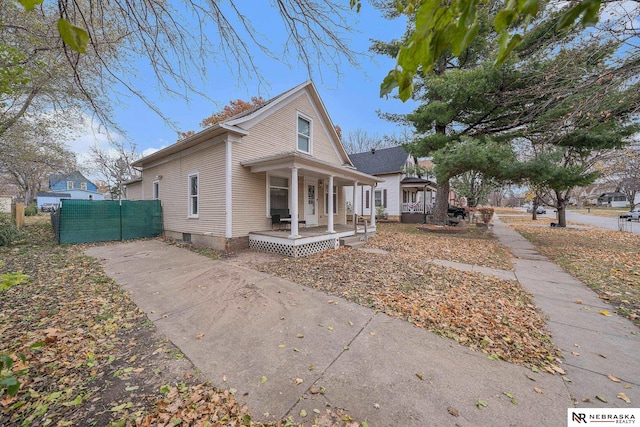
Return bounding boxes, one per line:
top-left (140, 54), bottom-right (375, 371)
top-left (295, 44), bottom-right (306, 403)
top-left (327, 175), bottom-right (335, 233)
top-left (370, 184), bottom-right (376, 227)
top-left (352, 181), bottom-right (358, 223)
top-left (290, 167), bottom-right (300, 238)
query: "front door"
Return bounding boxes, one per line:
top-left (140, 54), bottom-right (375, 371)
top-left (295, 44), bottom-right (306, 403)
top-left (305, 179), bottom-right (318, 226)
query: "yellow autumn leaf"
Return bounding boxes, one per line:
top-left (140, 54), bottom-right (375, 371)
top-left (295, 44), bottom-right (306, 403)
top-left (599, 310), bottom-right (612, 316)
top-left (617, 392), bottom-right (631, 403)
top-left (607, 374), bottom-right (621, 383)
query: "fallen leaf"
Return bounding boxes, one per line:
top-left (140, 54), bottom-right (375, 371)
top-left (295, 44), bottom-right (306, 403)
top-left (571, 352), bottom-right (580, 356)
top-left (447, 406), bottom-right (459, 417)
top-left (196, 333), bottom-right (204, 339)
top-left (260, 376), bottom-right (267, 384)
top-left (416, 373), bottom-right (424, 381)
top-left (476, 399), bottom-right (488, 409)
top-left (608, 374), bottom-right (621, 383)
top-left (300, 409), bottom-right (307, 417)
top-left (599, 310), bottom-right (612, 316)
top-left (296, 334), bottom-right (304, 338)
top-left (293, 378), bottom-right (303, 385)
top-left (596, 395), bottom-right (608, 403)
top-left (575, 300), bottom-right (582, 304)
top-left (534, 387), bottom-right (543, 394)
top-left (617, 392), bottom-right (631, 403)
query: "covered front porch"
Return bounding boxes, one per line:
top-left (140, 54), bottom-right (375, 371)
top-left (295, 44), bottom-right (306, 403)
top-left (400, 177), bottom-right (437, 223)
top-left (242, 151), bottom-right (381, 257)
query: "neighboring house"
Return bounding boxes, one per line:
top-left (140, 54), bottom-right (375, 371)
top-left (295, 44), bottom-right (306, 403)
top-left (597, 192), bottom-right (629, 208)
top-left (37, 172), bottom-right (104, 210)
top-left (345, 146), bottom-right (437, 222)
top-left (36, 192), bottom-right (71, 210)
top-left (127, 81), bottom-right (381, 257)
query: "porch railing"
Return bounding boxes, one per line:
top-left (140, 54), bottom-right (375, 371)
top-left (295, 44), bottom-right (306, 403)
top-left (401, 202), bottom-right (435, 215)
top-left (354, 214), bottom-right (368, 242)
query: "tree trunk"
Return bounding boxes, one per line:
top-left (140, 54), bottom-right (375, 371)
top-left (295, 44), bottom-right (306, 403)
top-left (434, 180), bottom-right (450, 225)
top-left (556, 190), bottom-right (567, 227)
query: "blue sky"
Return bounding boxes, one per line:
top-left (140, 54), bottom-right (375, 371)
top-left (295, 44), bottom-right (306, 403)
top-left (70, 2), bottom-right (419, 159)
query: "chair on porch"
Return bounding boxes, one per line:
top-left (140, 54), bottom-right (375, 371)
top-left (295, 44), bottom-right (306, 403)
top-left (271, 214), bottom-right (282, 231)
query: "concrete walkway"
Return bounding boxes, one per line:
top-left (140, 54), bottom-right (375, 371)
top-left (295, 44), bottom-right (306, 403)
top-left (86, 241), bottom-right (571, 426)
top-left (491, 216), bottom-right (640, 408)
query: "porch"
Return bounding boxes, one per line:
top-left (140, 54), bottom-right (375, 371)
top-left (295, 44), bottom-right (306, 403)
top-left (249, 223), bottom-right (374, 258)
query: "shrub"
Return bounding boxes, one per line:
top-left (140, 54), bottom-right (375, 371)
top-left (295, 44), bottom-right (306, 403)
top-left (0, 214), bottom-right (23, 246)
top-left (24, 203), bottom-right (37, 216)
top-left (477, 207), bottom-right (495, 224)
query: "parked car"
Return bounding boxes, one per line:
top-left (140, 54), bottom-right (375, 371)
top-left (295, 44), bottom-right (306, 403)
top-left (526, 205), bottom-right (546, 214)
top-left (447, 205), bottom-right (467, 220)
top-left (622, 208), bottom-right (640, 221)
top-left (40, 203), bottom-right (59, 212)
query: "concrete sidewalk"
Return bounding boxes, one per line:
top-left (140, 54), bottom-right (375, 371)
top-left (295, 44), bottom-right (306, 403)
top-left (492, 216), bottom-right (640, 408)
top-left (87, 241), bottom-right (570, 426)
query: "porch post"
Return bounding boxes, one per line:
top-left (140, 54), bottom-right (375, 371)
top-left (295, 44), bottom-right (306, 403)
top-left (370, 184), bottom-right (376, 227)
top-left (289, 167), bottom-right (300, 238)
top-left (352, 181), bottom-right (358, 225)
top-left (327, 175), bottom-right (335, 233)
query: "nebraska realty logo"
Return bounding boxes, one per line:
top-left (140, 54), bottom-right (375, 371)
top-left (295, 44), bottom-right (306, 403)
top-left (568, 408), bottom-right (639, 425)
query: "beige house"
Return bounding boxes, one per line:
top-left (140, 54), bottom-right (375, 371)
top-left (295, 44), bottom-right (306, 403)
top-left (127, 81), bottom-right (381, 257)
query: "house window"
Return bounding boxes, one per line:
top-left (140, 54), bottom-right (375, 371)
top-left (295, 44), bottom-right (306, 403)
top-left (153, 180), bottom-right (159, 200)
top-left (67, 181), bottom-right (74, 190)
top-left (325, 185), bottom-right (337, 215)
top-left (80, 182), bottom-right (87, 190)
top-left (375, 190), bottom-right (382, 207)
top-left (269, 176), bottom-right (289, 212)
top-left (188, 173), bottom-right (198, 217)
top-left (365, 190), bottom-right (369, 209)
top-left (375, 189), bottom-right (388, 208)
top-left (297, 116), bottom-right (311, 153)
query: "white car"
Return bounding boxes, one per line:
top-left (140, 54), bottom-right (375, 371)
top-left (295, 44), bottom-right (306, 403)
top-left (623, 208), bottom-right (640, 221)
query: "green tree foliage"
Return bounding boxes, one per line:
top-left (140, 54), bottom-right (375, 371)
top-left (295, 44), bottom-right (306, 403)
top-left (353, 0), bottom-right (607, 101)
top-left (376, 0), bottom-right (638, 225)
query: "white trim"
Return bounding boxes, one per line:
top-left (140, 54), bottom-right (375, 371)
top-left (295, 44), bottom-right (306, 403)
top-left (297, 112), bottom-right (312, 154)
top-left (225, 139), bottom-right (232, 238)
top-left (188, 172), bottom-right (199, 218)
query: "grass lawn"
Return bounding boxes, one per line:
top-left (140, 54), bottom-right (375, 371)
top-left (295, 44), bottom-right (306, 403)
top-left (496, 208), bottom-right (640, 326)
top-left (567, 206), bottom-right (630, 218)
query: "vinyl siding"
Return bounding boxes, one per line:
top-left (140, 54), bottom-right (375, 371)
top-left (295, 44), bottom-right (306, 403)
top-left (231, 91), bottom-right (347, 236)
top-left (140, 140), bottom-right (227, 236)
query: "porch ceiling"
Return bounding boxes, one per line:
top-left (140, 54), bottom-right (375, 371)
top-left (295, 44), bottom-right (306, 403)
top-left (241, 151), bottom-right (382, 186)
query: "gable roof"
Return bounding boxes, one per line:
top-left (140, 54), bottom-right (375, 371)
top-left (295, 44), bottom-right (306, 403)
top-left (133, 81), bottom-right (352, 168)
top-left (49, 171), bottom-right (95, 188)
top-left (348, 146), bottom-right (410, 175)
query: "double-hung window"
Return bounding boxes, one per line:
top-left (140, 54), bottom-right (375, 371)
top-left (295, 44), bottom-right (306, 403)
top-left (153, 180), bottom-right (160, 200)
top-left (297, 116), bottom-right (311, 153)
top-left (67, 181), bottom-right (74, 190)
top-left (188, 173), bottom-right (198, 217)
top-left (80, 182), bottom-right (87, 190)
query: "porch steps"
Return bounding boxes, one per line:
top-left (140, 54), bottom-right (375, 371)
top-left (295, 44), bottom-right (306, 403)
top-left (340, 235), bottom-right (367, 249)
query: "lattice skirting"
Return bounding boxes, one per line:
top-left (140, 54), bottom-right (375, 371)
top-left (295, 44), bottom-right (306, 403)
top-left (249, 236), bottom-right (340, 258)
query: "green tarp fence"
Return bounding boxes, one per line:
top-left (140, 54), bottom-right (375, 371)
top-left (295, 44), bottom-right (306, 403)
top-left (52, 199), bottom-right (162, 244)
